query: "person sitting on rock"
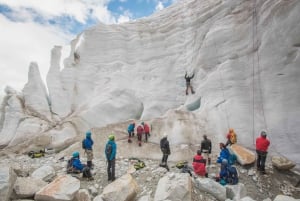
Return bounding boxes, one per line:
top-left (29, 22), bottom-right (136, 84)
top-left (70, 151), bottom-right (93, 180)
top-left (225, 128), bottom-right (237, 147)
top-left (185, 72), bottom-right (195, 95)
top-left (192, 150), bottom-right (207, 177)
top-left (219, 159), bottom-right (229, 185)
top-left (217, 143), bottom-right (231, 164)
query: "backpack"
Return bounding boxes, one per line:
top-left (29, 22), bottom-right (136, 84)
top-left (105, 143), bottom-right (113, 159)
top-left (134, 160), bottom-right (145, 170)
top-left (226, 166), bottom-right (239, 185)
top-left (176, 160), bottom-right (188, 169)
top-left (82, 139), bottom-right (86, 149)
top-left (28, 150), bottom-right (45, 158)
top-left (228, 154), bottom-right (237, 165)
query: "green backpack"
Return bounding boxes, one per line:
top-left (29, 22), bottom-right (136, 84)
top-left (175, 160), bottom-right (188, 169)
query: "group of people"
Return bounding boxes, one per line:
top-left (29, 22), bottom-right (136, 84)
top-left (190, 128), bottom-right (270, 185)
top-left (127, 122), bottom-right (151, 146)
top-left (67, 127), bottom-right (270, 185)
top-left (67, 131), bottom-right (117, 181)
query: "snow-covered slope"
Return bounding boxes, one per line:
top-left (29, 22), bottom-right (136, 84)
top-left (0, 0), bottom-right (299, 164)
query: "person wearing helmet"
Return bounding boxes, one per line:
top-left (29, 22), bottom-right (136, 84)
top-left (160, 133), bottom-right (171, 171)
top-left (83, 130), bottom-right (94, 168)
top-left (127, 122), bottom-right (135, 143)
top-left (105, 134), bottom-right (117, 181)
top-left (225, 128), bottom-right (237, 147)
top-left (141, 122), bottom-right (151, 142)
top-left (70, 151), bottom-right (93, 180)
top-left (200, 135), bottom-right (212, 165)
top-left (256, 131), bottom-right (270, 174)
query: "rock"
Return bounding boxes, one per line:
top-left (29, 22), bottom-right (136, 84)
top-left (271, 156), bottom-right (296, 170)
top-left (88, 186), bottom-right (98, 197)
top-left (273, 195), bottom-right (300, 201)
top-left (226, 183), bottom-right (247, 200)
top-left (137, 195), bottom-right (151, 201)
top-left (240, 197), bottom-right (256, 201)
top-left (12, 177), bottom-right (47, 199)
top-left (101, 174), bottom-right (138, 201)
top-left (228, 144), bottom-right (255, 165)
top-left (93, 195), bottom-right (104, 201)
top-left (34, 175), bottom-right (80, 201)
top-left (0, 166), bottom-right (17, 201)
top-left (31, 165), bottom-right (56, 182)
top-left (75, 189), bottom-right (91, 201)
top-left (193, 177), bottom-right (226, 201)
top-left (154, 173), bottom-right (192, 201)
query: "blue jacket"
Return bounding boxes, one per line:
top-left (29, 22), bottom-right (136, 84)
top-left (84, 137), bottom-right (94, 149)
top-left (219, 163), bottom-right (229, 179)
top-left (128, 124), bottom-right (135, 132)
top-left (105, 140), bottom-right (117, 161)
top-left (72, 158), bottom-right (84, 171)
top-left (217, 148), bottom-right (230, 163)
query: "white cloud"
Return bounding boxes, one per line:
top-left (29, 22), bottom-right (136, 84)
top-left (155, 1), bottom-right (164, 11)
top-left (0, 15), bottom-right (72, 94)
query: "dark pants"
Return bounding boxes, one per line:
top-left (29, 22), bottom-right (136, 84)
top-left (107, 159), bottom-right (115, 181)
top-left (256, 150), bottom-right (267, 171)
top-left (128, 131), bottom-right (134, 137)
top-left (145, 132), bottom-right (150, 142)
top-left (162, 153), bottom-right (169, 164)
top-left (82, 167), bottom-right (92, 178)
top-left (186, 83), bottom-right (194, 95)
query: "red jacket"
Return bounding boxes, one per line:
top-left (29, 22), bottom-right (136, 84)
top-left (256, 136), bottom-right (270, 152)
top-left (192, 155), bottom-right (206, 176)
top-left (143, 124), bottom-right (150, 133)
top-left (137, 125), bottom-right (144, 135)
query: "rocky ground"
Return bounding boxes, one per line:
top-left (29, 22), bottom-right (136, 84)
top-left (2, 148), bottom-right (299, 201)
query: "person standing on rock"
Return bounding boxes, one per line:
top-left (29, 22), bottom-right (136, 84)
top-left (185, 72), bottom-right (195, 95)
top-left (141, 122), bottom-right (151, 142)
top-left (256, 131), bottom-right (270, 174)
top-left (83, 130), bottom-right (94, 169)
top-left (160, 133), bottom-right (171, 171)
top-left (105, 134), bottom-right (117, 181)
top-left (200, 135), bottom-right (212, 165)
top-left (137, 124), bottom-right (144, 146)
top-left (127, 122), bottom-right (135, 143)
top-left (70, 151), bottom-right (93, 180)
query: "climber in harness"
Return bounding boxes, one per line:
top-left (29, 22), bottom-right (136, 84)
top-left (185, 72), bottom-right (195, 95)
top-left (225, 128), bottom-right (237, 147)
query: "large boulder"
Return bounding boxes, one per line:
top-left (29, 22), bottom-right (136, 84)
top-left (228, 144), bottom-right (255, 165)
top-left (101, 174), bottom-right (139, 201)
top-left (31, 165), bottom-right (56, 182)
top-left (194, 177), bottom-right (226, 201)
top-left (271, 156), bottom-right (296, 170)
top-left (154, 173), bottom-right (192, 201)
top-left (12, 177), bottom-right (47, 199)
top-left (226, 183), bottom-right (247, 200)
top-left (273, 195), bottom-right (300, 201)
top-left (34, 175), bottom-right (80, 201)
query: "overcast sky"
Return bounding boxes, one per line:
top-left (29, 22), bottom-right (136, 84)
top-left (0, 0), bottom-right (177, 95)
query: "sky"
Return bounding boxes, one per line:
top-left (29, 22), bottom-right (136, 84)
top-left (0, 0), bottom-right (177, 95)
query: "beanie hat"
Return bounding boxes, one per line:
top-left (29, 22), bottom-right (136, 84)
top-left (261, 131), bottom-right (267, 137)
top-left (72, 151), bottom-right (79, 158)
top-left (86, 131), bottom-right (92, 137)
top-left (108, 134), bottom-right (115, 141)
